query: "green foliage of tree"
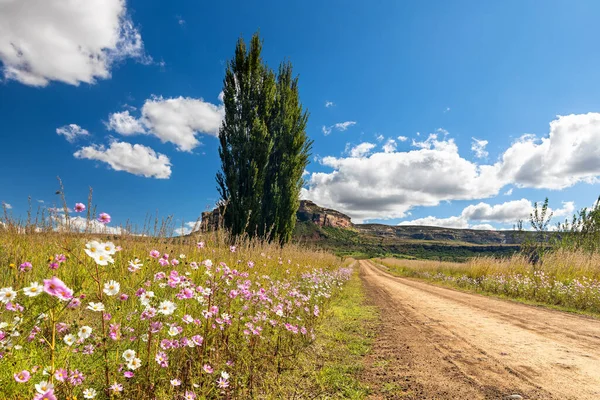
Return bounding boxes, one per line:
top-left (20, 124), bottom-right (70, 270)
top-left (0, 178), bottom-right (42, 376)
top-left (217, 33), bottom-right (311, 244)
top-left (554, 196), bottom-right (600, 253)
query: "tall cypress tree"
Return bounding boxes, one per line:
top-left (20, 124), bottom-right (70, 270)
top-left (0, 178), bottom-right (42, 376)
top-left (217, 34), bottom-right (311, 244)
top-left (217, 34), bottom-right (275, 237)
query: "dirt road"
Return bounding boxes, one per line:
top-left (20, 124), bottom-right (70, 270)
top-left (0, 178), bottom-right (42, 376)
top-left (359, 260), bottom-right (600, 399)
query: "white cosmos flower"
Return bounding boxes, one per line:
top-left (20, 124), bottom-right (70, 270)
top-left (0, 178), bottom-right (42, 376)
top-left (35, 381), bottom-right (54, 394)
top-left (139, 291), bottom-right (154, 306)
top-left (221, 371), bottom-right (230, 380)
top-left (168, 326), bottom-right (179, 336)
top-left (127, 357), bottom-right (142, 370)
top-left (179, 253), bottom-right (186, 259)
top-left (83, 388), bottom-right (97, 399)
top-left (103, 280), bottom-right (120, 296)
top-left (84, 241), bottom-right (105, 258)
top-left (78, 326), bottom-right (93, 340)
top-left (157, 300), bottom-right (176, 315)
top-left (128, 259), bottom-right (143, 272)
top-left (100, 241), bottom-right (117, 255)
top-left (87, 302), bottom-right (105, 312)
top-left (122, 349), bottom-right (136, 361)
top-left (204, 259), bottom-right (213, 267)
top-left (23, 282), bottom-right (43, 297)
top-left (92, 253), bottom-right (114, 266)
top-left (0, 287), bottom-right (17, 303)
top-left (63, 334), bottom-right (76, 346)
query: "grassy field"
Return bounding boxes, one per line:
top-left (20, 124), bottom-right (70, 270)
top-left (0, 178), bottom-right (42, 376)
top-left (375, 251), bottom-right (600, 314)
top-left (0, 208), bottom-right (357, 399)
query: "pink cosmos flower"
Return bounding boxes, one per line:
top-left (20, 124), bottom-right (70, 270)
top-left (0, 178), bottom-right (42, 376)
top-left (110, 383), bottom-right (124, 392)
top-left (43, 277), bottom-right (73, 301)
top-left (33, 390), bottom-right (57, 400)
top-left (67, 298), bottom-right (81, 309)
top-left (13, 370), bottom-right (30, 383)
top-left (68, 369), bottom-right (84, 386)
top-left (203, 364), bottom-right (213, 373)
top-left (124, 371), bottom-right (134, 378)
top-left (184, 391), bottom-right (197, 400)
top-left (54, 368), bottom-right (67, 382)
top-left (74, 203), bottom-right (86, 212)
top-left (119, 293), bottom-right (129, 301)
top-left (19, 262), bottom-right (32, 272)
top-left (229, 246), bottom-right (236, 253)
top-left (158, 258), bottom-right (169, 267)
top-left (197, 241), bottom-right (205, 249)
top-left (97, 213), bottom-right (111, 224)
top-left (48, 262), bottom-right (59, 270)
top-left (171, 259), bottom-right (179, 266)
top-left (217, 377), bottom-right (229, 388)
top-left (150, 250), bottom-right (160, 258)
top-left (55, 254), bottom-right (67, 263)
top-left (170, 379), bottom-right (181, 386)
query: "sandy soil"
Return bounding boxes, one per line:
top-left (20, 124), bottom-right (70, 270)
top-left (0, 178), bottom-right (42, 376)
top-left (359, 260), bottom-right (600, 400)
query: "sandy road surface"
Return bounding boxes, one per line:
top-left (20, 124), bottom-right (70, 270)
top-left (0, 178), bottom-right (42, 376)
top-left (359, 260), bottom-right (600, 399)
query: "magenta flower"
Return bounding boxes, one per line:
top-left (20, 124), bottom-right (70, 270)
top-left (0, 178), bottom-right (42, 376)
top-left (217, 377), bottom-right (229, 388)
top-left (74, 203), bottom-right (86, 212)
top-left (33, 390), bottom-right (57, 400)
top-left (68, 369), bottom-right (84, 386)
top-left (48, 262), bottom-right (59, 270)
top-left (124, 371), bottom-right (134, 378)
top-left (43, 276), bottom-right (73, 301)
top-left (19, 262), bottom-right (32, 272)
top-left (13, 370), bottom-right (30, 383)
top-left (54, 368), bottom-right (67, 382)
top-left (149, 250), bottom-right (160, 258)
top-left (119, 293), bottom-right (129, 301)
top-left (67, 298), bottom-right (81, 309)
top-left (97, 212), bottom-right (111, 224)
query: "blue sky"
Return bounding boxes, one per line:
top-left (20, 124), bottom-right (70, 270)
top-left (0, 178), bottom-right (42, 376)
top-left (3, 0), bottom-right (600, 233)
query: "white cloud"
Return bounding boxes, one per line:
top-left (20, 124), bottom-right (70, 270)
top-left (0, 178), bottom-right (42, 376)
top-left (382, 138), bottom-right (396, 153)
top-left (174, 221), bottom-right (201, 236)
top-left (376, 134), bottom-right (385, 142)
top-left (74, 141), bottom-right (172, 179)
top-left (303, 113), bottom-right (600, 221)
top-left (398, 199), bottom-right (574, 230)
top-left (2, 202), bottom-right (12, 210)
top-left (107, 96), bottom-right (224, 151)
top-left (176, 15), bottom-right (186, 25)
top-left (302, 134), bottom-right (502, 222)
top-left (0, 0), bottom-right (146, 87)
top-left (37, 200), bottom-right (44, 204)
top-left (52, 215), bottom-right (126, 234)
top-left (106, 111), bottom-right (145, 135)
top-left (322, 121), bottom-right (356, 136)
top-left (56, 124), bottom-right (90, 143)
top-left (325, 101), bottom-right (334, 108)
top-left (471, 137), bottom-right (489, 159)
top-left (504, 188), bottom-right (513, 196)
top-left (347, 142), bottom-right (376, 158)
top-left (397, 136), bottom-right (408, 142)
top-left (444, 107), bottom-right (451, 113)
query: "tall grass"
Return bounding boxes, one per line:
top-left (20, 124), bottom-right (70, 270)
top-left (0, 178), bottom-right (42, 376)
top-left (0, 197), bottom-right (351, 399)
top-left (376, 251), bottom-right (600, 313)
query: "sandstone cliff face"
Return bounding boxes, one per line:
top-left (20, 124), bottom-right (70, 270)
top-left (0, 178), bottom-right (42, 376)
top-left (200, 200), bottom-right (353, 231)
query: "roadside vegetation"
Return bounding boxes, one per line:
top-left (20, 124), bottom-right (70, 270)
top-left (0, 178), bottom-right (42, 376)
top-left (374, 198), bottom-right (600, 314)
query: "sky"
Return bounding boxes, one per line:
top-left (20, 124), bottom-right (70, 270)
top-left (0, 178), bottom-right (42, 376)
top-left (3, 0), bottom-right (600, 234)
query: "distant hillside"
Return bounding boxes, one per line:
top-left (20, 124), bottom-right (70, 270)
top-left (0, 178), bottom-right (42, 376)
top-left (201, 200), bottom-right (526, 261)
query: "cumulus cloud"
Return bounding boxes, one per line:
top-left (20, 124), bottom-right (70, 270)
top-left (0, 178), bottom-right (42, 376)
top-left (52, 214), bottom-right (126, 234)
top-left (398, 199), bottom-right (575, 230)
top-left (303, 113), bottom-right (600, 222)
top-left (56, 124), bottom-right (90, 143)
top-left (347, 142), bottom-right (376, 158)
top-left (174, 221), bottom-right (202, 236)
top-left (382, 138), bottom-right (397, 153)
top-left (504, 188), bottom-right (513, 196)
top-left (2, 202), bottom-right (12, 210)
top-left (0, 0), bottom-right (147, 87)
top-left (471, 137), bottom-right (489, 159)
top-left (322, 121), bottom-right (356, 136)
top-left (302, 133), bottom-right (502, 222)
top-left (74, 141), bottom-right (172, 179)
top-left (325, 101), bottom-right (334, 108)
top-left (397, 136), bottom-right (408, 142)
top-left (107, 96), bottom-right (224, 151)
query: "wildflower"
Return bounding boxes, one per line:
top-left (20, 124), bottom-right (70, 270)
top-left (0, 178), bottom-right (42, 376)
top-left (14, 370), bottom-right (31, 382)
top-left (97, 213), bottom-right (111, 224)
top-left (123, 371), bottom-right (134, 378)
top-left (74, 203), bottom-right (86, 212)
top-left (184, 391), bottom-right (197, 400)
top-left (83, 388), bottom-right (97, 398)
top-left (157, 300), bottom-right (176, 315)
top-left (221, 371), bottom-right (230, 380)
top-left (122, 349), bottom-right (136, 361)
top-left (170, 379), bottom-right (181, 386)
top-left (43, 277), bottom-right (73, 301)
top-left (67, 298), bottom-right (81, 308)
top-left (229, 246), bottom-right (236, 253)
top-left (103, 280), bottom-right (120, 296)
top-left (204, 259), bottom-right (213, 268)
top-left (127, 358), bottom-right (142, 370)
top-left (191, 335), bottom-right (203, 346)
top-left (69, 369), bottom-right (85, 386)
top-left (35, 381), bottom-right (54, 394)
top-left (54, 254), bottom-right (67, 263)
top-left (168, 326), bottom-right (180, 336)
top-left (158, 258), bottom-right (169, 267)
top-left (87, 302), bottom-right (105, 312)
top-left (19, 262), bottom-right (32, 272)
top-left (150, 250), bottom-right (160, 258)
top-left (128, 259), bottom-right (142, 272)
top-left (190, 262), bottom-right (199, 269)
top-left (101, 241), bottom-right (117, 255)
top-left (139, 291), bottom-right (155, 306)
top-left (91, 253), bottom-right (114, 266)
top-left (155, 351), bottom-right (168, 367)
top-left (63, 334), bottom-right (76, 346)
top-left (48, 262), bottom-right (59, 270)
top-left (179, 253), bottom-right (186, 259)
top-left (33, 390), bottom-right (56, 400)
top-left (217, 377), bottom-right (229, 388)
top-left (78, 326), bottom-right (92, 340)
top-left (171, 259), bottom-right (179, 266)
top-left (0, 287), bottom-right (17, 303)
top-left (203, 364), bottom-right (213, 373)
top-left (84, 241), bottom-right (104, 258)
top-left (54, 368), bottom-right (67, 382)
top-left (110, 382), bottom-right (123, 393)
top-left (24, 282), bottom-right (43, 297)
